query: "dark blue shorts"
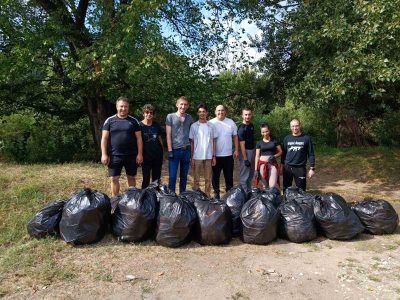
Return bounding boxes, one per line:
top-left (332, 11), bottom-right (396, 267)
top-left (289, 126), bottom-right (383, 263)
top-left (108, 155), bottom-right (137, 177)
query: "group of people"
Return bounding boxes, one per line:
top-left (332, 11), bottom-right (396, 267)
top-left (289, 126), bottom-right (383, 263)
top-left (101, 96), bottom-right (316, 197)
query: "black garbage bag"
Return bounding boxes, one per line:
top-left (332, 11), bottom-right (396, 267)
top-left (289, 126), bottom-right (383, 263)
top-left (221, 185), bottom-right (247, 237)
top-left (111, 187), bottom-right (157, 242)
top-left (313, 193), bottom-right (364, 240)
top-left (352, 199), bottom-right (399, 234)
top-left (180, 189), bottom-right (209, 203)
top-left (241, 196), bottom-right (280, 244)
top-left (156, 193), bottom-right (197, 247)
top-left (279, 199), bottom-right (317, 243)
top-left (285, 187), bottom-right (315, 208)
top-left (27, 199), bottom-right (66, 238)
top-left (194, 199), bottom-right (232, 245)
top-left (285, 187), bottom-right (304, 201)
top-left (247, 187), bottom-right (263, 200)
top-left (60, 188), bottom-right (111, 245)
top-left (247, 187), bottom-right (282, 208)
top-left (260, 187), bottom-right (282, 208)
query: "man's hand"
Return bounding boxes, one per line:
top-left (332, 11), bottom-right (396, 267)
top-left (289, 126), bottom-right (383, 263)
top-left (136, 154), bottom-right (143, 165)
top-left (268, 155), bottom-right (276, 162)
top-left (101, 154), bottom-right (109, 166)
top-left (244, 160), bottom-right (251, 167)
top-left (233, 150), bottom-right (239, 159)
top-left (308, 169), bottom-right (315, 178)
top-left (168, 151), bottom-right (173, 159)
top-left (254, 170), bottom-right (260, 179)
top-left (212, 157), bottom-right (216, 166)
top-left (191, 159), bottom-right (195, 167)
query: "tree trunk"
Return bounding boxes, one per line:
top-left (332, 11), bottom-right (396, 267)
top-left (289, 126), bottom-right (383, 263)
top-left (336, 114), bottom-right (366, 147)
top-left (86, 96), bottom-right (116, 159)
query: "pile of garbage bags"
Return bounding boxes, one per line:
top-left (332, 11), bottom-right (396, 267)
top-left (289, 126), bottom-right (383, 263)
top-left (27, 184), bottom-right (399, 247)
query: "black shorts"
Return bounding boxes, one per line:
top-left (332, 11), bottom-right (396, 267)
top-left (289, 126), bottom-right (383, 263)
top-left (108, 155), bottom-right (137, 177)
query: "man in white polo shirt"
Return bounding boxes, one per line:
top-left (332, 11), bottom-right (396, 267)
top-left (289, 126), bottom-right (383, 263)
top-left (210, 104), bottom-right (239, 199)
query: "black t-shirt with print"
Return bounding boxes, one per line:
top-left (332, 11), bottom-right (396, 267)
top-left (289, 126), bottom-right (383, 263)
top-left (140, 121), bottom-right (163, 162)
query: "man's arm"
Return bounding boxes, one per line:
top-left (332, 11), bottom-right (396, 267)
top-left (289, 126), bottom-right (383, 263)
top-left (280, 137), bottom-right (287, 164)
top-left (280, 137), bottom-right (287, 176)
top-left (166, 125), bottom-right (172, 152)
top-left (308, 136), bottom-right (316, 178)
top-left (190, 139), bottom-right (195, 166)
top-left (237, 125), bottom-right (247, 160)
top-left (233, 135), bottom-right (239, 159)
top-left (239, 140), bottom-right (247, 160)
top-left (101, 130), bottom-right (110, 165)
top-left (135, 130), bottom-right (143, 164)
top-left (212, 138), bottom-right (217, 166)
top-left (308, 136), bottom-right (315, 167)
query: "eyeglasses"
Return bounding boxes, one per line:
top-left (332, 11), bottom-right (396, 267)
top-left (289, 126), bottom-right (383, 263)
top-left (144, 111), bottom-right (154, 115)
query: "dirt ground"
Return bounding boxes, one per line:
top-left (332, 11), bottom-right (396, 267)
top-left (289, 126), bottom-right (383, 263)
top-left (6, 160), bottom-right (400, 300)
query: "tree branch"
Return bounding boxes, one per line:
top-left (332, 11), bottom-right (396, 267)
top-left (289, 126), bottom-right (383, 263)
top-left (34, 0), bottom-right (92, 50)
top-left (75, 0), bottom-right (90, 29)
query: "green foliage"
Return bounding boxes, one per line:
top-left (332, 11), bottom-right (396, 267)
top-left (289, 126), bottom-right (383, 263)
top-left (0, 0), bottom-right (231, 155)
top-left (252, 101), bottom-right (336, 146)
top-left (0, 113), bottom-right (35, 161)
top-left (0, 112), bottom-right (95, 162)
top-left (249, 0), bottom-right (400, 146)
top-left (210, 70), bottom-right (272, 119)
top-left (286, 0), bottom-right (400, 111)
top-left (369, 110), bottom-right (400, 146)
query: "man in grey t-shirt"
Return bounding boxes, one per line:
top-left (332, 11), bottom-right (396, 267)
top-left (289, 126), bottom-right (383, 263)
top-left (166, 96), bottom-right (194, 193)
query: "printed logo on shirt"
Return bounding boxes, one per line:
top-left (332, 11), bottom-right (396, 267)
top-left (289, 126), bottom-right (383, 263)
top-left (143, 129), bottom-right (157, 143)
top-left (288, 141), bottom-right (304, 152)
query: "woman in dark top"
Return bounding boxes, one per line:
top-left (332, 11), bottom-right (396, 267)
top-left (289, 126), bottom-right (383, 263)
top-left (254, 123), bottom-right (283, 189)
top-left (140, 104), bottom-right (164, 189)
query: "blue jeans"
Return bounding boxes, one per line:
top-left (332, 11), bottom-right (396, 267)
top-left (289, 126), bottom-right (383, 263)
top-left (168, 148), bottom-right (191, 193)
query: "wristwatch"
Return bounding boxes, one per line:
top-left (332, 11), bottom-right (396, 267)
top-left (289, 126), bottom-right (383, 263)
top-left (310, 167), bottom-right (315, 171)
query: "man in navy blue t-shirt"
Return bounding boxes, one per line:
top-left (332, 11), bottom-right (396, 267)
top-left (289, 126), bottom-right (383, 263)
top-left (281, 119), bottom-right (315, 192)
top-left (101, 96), bottom-right (143, 196)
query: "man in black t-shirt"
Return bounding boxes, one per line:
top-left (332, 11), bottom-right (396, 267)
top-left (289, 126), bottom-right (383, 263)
top-left (281, 119), bottom-right (315, 192)
top-left (238, 108), bottom-right (255, 192)
top-left (101, 96), bottom-right (143, 196)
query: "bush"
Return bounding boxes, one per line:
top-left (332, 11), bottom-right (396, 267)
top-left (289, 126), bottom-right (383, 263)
top-left (369, 110), bottom-right (400, 146)
top-left (0, 112), bottom-right (95, 162)
top-left (252, 101), bottom-right (337, 146)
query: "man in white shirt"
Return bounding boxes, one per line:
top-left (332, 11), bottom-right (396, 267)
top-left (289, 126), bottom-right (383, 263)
top-left (189, 103), bottom-right (217, 197)
top-left (210, 104), bottom-right (239, 199)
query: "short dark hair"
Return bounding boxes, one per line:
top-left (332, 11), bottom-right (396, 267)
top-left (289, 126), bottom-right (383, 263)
top-left (242, 107), bottom-right (252, 112)
top-left (142, 104), bottom-right (155, 113)
top-left (260, 123), bottom-right (270, 129)
top-left (197, 103), bottom-right (208, 112)
top-left (116, 96), bottom-right (129, 104)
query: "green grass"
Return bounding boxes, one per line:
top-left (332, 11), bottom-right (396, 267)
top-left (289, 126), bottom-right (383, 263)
top-left (316, 146), bottom-right (400, 186)
top-left (0, 147), bottom-right (399, 297)
top-left (0, 238), bottom-right (76, 295)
